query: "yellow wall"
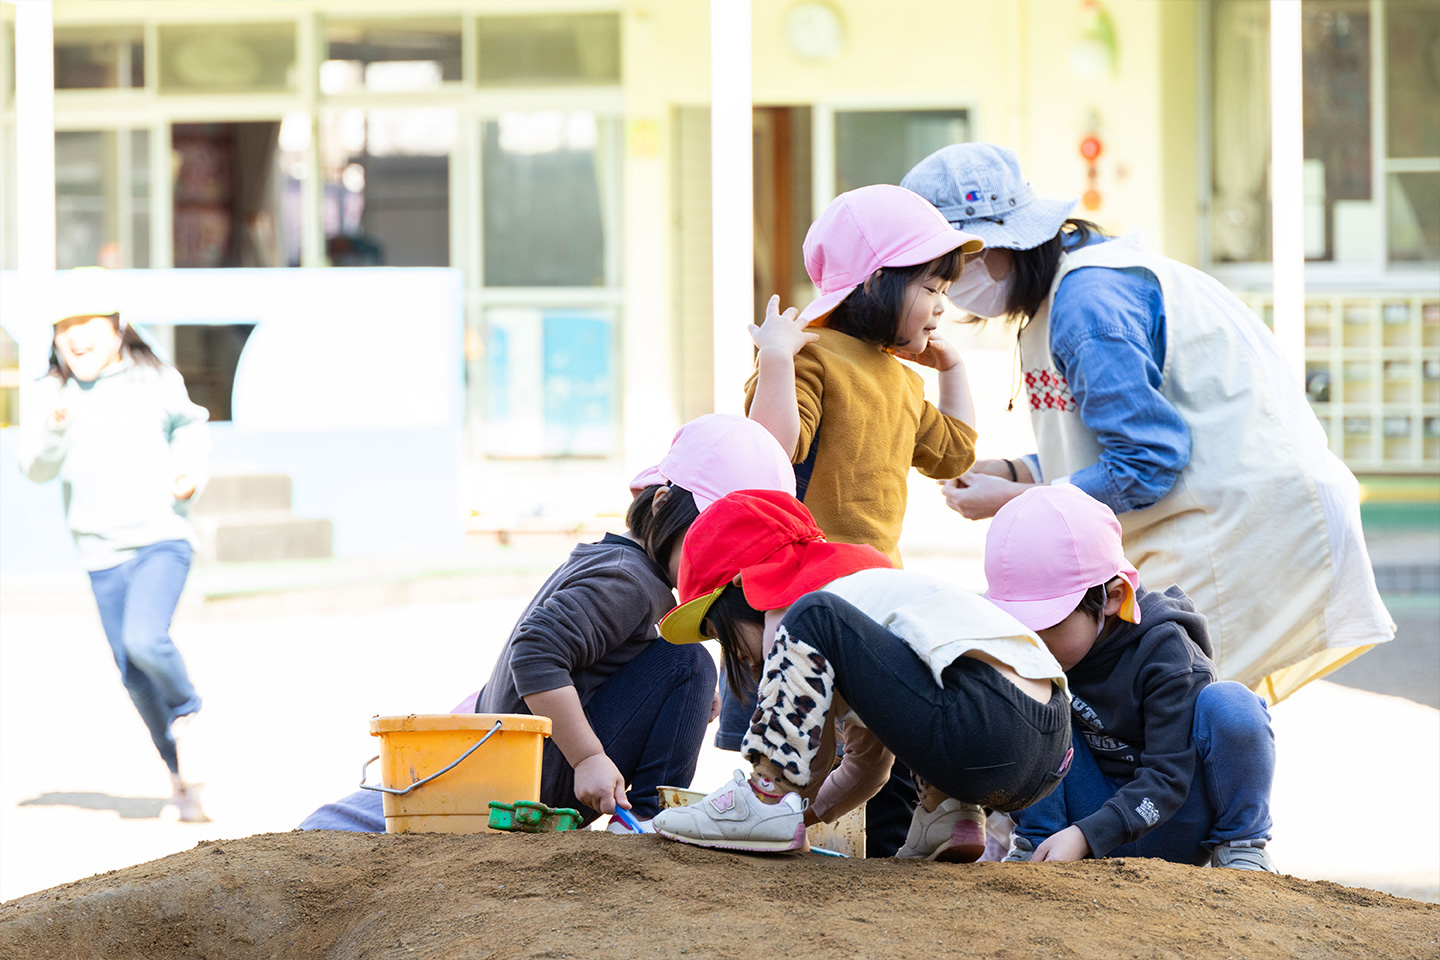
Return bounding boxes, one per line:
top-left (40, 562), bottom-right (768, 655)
top-left (620, 0), bottom-right (1203, 427)
top-left (624, 0), bottom-right (1203, 257)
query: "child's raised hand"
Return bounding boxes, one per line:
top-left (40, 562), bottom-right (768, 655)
top-left (749, 294), bottom-right (817, 358)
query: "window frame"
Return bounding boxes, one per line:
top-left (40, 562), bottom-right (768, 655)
top-left (1200, 0), bottom-right (1440, 289)
top-left (37, 4), bottom-right (628, 462)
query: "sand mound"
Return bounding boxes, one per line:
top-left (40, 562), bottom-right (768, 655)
top-left (2, 830), bottom-right (1435, 960)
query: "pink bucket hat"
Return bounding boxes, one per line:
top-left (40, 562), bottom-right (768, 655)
top-left (798, 184), bottom-right (984, 323)
top-left (629, 414), bottom-right (796, 511)
top-left (983, 485), bottom-right (1140, 631)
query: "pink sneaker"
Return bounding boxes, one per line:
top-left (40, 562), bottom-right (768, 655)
top-left (895, 798), bottom-right (987, 862)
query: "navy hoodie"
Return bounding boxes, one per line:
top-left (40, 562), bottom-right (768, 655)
top-left (1066, 585), bottom-right (1216, 858)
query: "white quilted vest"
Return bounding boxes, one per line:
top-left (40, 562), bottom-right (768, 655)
top-left (1020, 236), bottom-right (1393, 700)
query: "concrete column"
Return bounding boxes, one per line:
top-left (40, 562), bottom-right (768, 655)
top-left (710, 0), bottom-right (753, 415)
top-left (1269, 0), bottom-right (1305, 386)
top-left (10, 0), bottom-right (56, 385)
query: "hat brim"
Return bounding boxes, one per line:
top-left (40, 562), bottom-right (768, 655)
top-left (946, 196), bottom-right (1079, 250)
top-left (984, 569), bottom-right (1140, 632)
top-left (53, 309), bottom-right (119, 325)
top-left (797, 229), bottom-right (983, 324)
top-left (983, 588), bottom-right (1089, 633)
top-left (659, 583), bottom-right (728, 645)
top-left (629, 465), bottom-right (664, 496)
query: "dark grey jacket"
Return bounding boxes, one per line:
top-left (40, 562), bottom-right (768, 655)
top-left (1067, 585), bottom-right (1216, 857)
top-left (477, 534), bottom-right (675, 715)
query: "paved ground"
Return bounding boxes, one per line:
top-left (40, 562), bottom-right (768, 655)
top-left (2, 493), bottom-right (1436, 906)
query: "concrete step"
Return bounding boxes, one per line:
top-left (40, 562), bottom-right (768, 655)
top-left (195, 473), bottom-right (293, 516)
top-left (194, 512), bottom-right (333, 564)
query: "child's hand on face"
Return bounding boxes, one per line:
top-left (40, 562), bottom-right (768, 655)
top-left (574, 752), bottom-right (630, 816)
top-left (1033, 825), bottom-right (1091, 862)
top-left (749, 295), bottom-right (817, 359)
top-left (892, 331), bottom-right (959, 371)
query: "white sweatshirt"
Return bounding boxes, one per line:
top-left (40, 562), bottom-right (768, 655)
top-left (17, 358), bottom-right (210, 571)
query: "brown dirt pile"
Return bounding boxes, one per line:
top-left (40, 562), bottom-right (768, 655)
top-left (2, 830), bottom-right (1435, 960)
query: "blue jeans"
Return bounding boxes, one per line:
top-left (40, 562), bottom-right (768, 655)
top-left (301, 636), bottom-right (717, 831)
top-left (715, 678), bottom-right (755, 751)
top-left (1012, 681), bottom-right (1275, 863)
top-left (88, 540), bottom-right (201, 774)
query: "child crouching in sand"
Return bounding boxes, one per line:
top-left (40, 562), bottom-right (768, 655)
top-left (650, 489), bottom-right (1072, 856)
top-left (983, 485), bottom-right (1278, 871)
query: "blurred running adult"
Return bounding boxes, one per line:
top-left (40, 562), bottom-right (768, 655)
top-left (18, 289), bottom-right (211, 821)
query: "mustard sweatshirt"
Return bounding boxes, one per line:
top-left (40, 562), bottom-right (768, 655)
top-left (745, 327), bottom-right (977, 565)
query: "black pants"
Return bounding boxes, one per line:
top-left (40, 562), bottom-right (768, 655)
top-left (744, 593), bottom-right (1071, 813)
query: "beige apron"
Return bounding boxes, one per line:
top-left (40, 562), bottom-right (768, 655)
top-left (1021, 236), bottom-right (1393, 702)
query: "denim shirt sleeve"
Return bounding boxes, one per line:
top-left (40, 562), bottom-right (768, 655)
top-left (1049, 266), bottom-right (1190, 514)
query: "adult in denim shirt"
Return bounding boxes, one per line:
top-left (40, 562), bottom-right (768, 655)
top-left (902, 143), bottom-right (1392, 702)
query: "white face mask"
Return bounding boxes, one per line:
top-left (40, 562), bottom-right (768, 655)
top-left (948, 254), bottom-right (1014, 319)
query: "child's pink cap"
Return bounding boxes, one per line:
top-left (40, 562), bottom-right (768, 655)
top-left (797, 184), bottom-right (984, 323)
top-left (629, 414), bottom-right (796, 511)
top-left (983, 485), bottom-right (1141, 631)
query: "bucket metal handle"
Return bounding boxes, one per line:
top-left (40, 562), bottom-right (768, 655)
top-left (359, 719), bottom-right (504, 796)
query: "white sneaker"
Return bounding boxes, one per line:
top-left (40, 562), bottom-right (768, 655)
top-left (895, 798), bottom-right (987, 862)
top-left (652, 770), bottom-right (808, 854)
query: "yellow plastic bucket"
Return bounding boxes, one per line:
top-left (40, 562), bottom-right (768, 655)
top-left (362, 713), bottom-right (551, 834)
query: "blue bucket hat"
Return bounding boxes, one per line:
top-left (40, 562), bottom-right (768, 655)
top-left (901, 143), bottom-right (1078, 251)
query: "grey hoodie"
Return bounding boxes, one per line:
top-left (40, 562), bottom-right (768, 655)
top-left (17, 358), bottom-right (210, 571)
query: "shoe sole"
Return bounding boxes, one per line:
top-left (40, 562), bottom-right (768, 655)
top-left (656, 822), bottom-right (810, 855)
top-left (927, 820), bottom-right (986, 863)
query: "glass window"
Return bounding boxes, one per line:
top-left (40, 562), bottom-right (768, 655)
top-left (158, 22), bottom-right (297, 94)
top-left (1386, 0), bottom-right (1440, 159)
top-left (476, 14), bottom-right (620, 86)
top-left (1302, 1), bottom-right (1372, 263)
top-left (482, 112), bottom-right (614, 286)
top-left (54, 25), bottom-right (144, 90)
top-left (1209, 0), bottom-right (1271, 263)
top-left (1210, 0), bottom-right (1440, 266)
top-left (319, 108), bottom-right (455, 267)
top-left (172, 121), bottom-right (294, 268)
top-left (323, 17), bottom-right (462, 93)
top-left (834, 109), bottom-right (970, 195)
top-left (56, 129), bottom-right (151, 269)
top-left (1389, 172), bottom-right (1440, 261)
top-left (483, 307), bottom-right (617, 458)
top-left (139, 324), bottom-right (255, 422)
top-left (1385, 0), bottom-right (1440, 262)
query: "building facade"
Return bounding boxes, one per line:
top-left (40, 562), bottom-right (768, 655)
top-left (1, 0), bottom-right (1435, 518)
